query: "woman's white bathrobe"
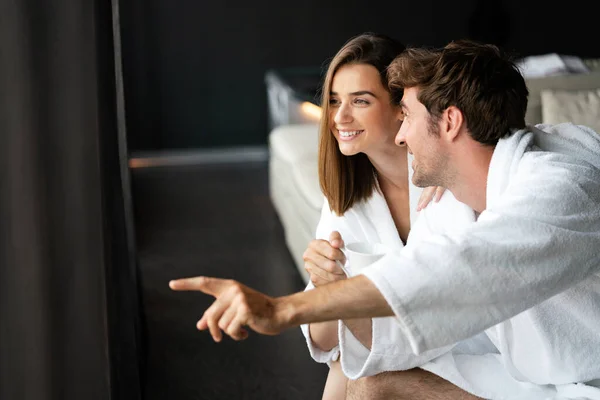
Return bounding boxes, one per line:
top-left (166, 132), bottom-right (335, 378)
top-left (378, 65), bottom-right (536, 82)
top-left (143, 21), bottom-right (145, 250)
top-left (302, 123), bottom-right (600, 400)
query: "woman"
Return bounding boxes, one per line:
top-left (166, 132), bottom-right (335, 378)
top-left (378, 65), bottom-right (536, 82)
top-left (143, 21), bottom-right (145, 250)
top-left (299, 33), bottom-right (446, 399)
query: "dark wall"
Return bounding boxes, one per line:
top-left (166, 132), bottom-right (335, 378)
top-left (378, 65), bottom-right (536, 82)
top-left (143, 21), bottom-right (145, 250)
top-left (121, 0), bottom-right (600, 151)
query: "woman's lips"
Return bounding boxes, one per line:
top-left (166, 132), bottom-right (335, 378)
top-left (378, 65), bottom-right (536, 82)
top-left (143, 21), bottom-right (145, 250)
top-left (338, 130), bottom-right (364, 141)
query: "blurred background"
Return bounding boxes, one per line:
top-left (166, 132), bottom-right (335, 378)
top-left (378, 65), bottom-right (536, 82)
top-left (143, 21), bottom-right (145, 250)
top-left (1, 0), bottom-right (599, 399)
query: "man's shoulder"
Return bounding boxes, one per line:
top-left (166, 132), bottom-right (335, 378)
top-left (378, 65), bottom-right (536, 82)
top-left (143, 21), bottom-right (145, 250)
top-left (519, 146), bottom-right (599, 182)
top-left (497, 149), bottom-right (600, 221)
top-left (529, 123), bottom-right (600, 171)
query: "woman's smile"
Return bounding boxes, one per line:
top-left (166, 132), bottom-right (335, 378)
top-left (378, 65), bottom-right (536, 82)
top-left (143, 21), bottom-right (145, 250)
top-left (338, 130), bottom-right (364, 141)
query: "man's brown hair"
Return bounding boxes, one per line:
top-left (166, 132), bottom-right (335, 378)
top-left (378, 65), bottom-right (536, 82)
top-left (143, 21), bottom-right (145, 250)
top-left (387, 40), bottom-right (528, 145)
top-left (318, 33), bottom-right (405, 215)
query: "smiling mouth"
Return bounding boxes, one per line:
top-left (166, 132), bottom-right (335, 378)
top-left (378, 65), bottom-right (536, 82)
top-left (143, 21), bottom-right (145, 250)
top-left (338, 130), bottom-right (364, 139)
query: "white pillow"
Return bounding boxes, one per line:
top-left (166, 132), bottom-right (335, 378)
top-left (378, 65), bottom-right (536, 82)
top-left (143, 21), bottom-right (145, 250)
top-left (541, 88), bottom-right (600, 133)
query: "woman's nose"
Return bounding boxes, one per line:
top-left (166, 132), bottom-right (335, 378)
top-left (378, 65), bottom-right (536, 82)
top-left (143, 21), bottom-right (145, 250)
top-left (333, 103), bottom-right (352, 124)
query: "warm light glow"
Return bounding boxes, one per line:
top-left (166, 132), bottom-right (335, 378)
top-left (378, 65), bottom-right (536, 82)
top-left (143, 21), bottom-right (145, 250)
top-left (129, 158), bottom-right (152, 168)
top-left (300, 101), bottom-right (322, 121)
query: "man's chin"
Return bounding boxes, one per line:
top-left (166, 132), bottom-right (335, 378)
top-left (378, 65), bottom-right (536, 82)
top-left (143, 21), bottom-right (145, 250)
top-left (412, 174), bottom-right (433, 188)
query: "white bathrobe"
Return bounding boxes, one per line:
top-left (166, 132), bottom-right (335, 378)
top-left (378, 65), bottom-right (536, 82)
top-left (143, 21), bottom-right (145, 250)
top-left (357, 123), bottom-right (600, 399)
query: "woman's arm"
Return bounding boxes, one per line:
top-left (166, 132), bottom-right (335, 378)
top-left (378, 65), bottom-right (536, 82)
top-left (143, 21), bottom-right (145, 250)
top-left (303, 235), bottom-right (346, 351)
top-left (305, 231), bottom-right (375, 350)
top-left (300, 200), bottom-right (346, 359)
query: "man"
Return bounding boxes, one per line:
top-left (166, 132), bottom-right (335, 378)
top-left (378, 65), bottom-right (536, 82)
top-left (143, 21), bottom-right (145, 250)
top-left (170, 41), bottom-right (600, 399)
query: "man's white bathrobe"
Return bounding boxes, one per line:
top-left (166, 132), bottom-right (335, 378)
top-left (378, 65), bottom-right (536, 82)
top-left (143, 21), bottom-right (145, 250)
top-left (302, 123), bottom-right (600, 399)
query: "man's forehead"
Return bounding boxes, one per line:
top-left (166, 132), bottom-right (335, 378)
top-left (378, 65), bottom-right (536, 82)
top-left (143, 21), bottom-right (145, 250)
top-left (401, 87), bottom-right (421, 108)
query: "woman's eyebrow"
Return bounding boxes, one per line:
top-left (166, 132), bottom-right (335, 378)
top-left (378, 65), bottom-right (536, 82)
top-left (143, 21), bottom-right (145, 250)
top-left (330, 90), bottom-right (377, 97)
top-left (350, 90), bottom-right (376, 97)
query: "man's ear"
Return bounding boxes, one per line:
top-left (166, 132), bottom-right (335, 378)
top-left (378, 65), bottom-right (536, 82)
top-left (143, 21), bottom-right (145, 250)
top-left (441, 106), bottom-right (464, 142)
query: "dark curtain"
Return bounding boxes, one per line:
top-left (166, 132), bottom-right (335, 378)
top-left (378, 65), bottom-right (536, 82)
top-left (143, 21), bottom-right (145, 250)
top-left (0, 0), bottom-right (142, 399)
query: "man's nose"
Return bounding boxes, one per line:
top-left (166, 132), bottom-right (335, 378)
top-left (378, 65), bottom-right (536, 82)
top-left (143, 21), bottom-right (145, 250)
top-left (395, 123), bottom-right (407, 147)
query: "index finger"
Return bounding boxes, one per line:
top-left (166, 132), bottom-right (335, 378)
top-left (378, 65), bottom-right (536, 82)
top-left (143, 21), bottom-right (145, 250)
top-left (169, 276), bottom-right (227, 296)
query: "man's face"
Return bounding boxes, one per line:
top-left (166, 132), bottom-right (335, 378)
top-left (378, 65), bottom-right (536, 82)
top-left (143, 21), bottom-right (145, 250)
top-left (395, 87), bottom-right (449, 188)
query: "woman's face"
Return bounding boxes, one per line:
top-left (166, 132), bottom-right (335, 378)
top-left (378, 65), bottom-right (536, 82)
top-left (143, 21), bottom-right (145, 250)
top-left (329, 63), bottom-right (402, 157)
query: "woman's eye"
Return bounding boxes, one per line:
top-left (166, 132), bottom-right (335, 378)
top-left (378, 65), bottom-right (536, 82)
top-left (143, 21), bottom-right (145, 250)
top-left (354, 98), bottom-right (369, 105)
top-left (329, 98), bottom-right (340, 106)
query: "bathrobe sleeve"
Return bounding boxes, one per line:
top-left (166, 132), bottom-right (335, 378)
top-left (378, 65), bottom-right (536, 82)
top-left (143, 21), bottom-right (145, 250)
top-left (361, 151), bottom-right (600, 355)
top-left (300, 198), bottom-right (342, 364)
top-left (338, 303), bottom-right (454, 380)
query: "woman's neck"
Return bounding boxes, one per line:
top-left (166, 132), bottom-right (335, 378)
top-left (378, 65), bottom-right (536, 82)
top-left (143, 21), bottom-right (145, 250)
top-left (368, 146), bottom-right (410, 192)
top-left (367, 146), bottom-right (411, 244)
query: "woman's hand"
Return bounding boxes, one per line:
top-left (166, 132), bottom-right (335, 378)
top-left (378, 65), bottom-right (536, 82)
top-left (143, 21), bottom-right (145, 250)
top-left (303, 231), bottom-right (347, 287)
top-left (417, 186), bottom-right (446, 211)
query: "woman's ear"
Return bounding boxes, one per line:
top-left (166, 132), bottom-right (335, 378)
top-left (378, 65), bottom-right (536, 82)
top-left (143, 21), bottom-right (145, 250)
top-left (396, 107), bottom-right (405, 122)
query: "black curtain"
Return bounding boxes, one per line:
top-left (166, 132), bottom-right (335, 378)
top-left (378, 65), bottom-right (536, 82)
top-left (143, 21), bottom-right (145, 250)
top-left (0, 0), bottom-right (142, 399)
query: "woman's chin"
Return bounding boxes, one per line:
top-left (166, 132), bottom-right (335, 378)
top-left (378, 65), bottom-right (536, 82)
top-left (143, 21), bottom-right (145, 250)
top-left (338, 144), bottom-right (361, 157)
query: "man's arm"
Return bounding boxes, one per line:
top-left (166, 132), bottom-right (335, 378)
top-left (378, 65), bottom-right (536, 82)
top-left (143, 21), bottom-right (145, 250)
top-left (286, 275), bottom-right (394, 326)
top-left (170, 151), bottom-right (600, 351)
top-left (360, 154), bottom-right (600, 354)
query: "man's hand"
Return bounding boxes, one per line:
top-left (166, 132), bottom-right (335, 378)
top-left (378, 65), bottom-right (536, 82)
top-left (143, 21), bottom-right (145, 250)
top-left (302, 231), bottom-right (347, 287)
top-left (169, 277), bottom-right (291, 342)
